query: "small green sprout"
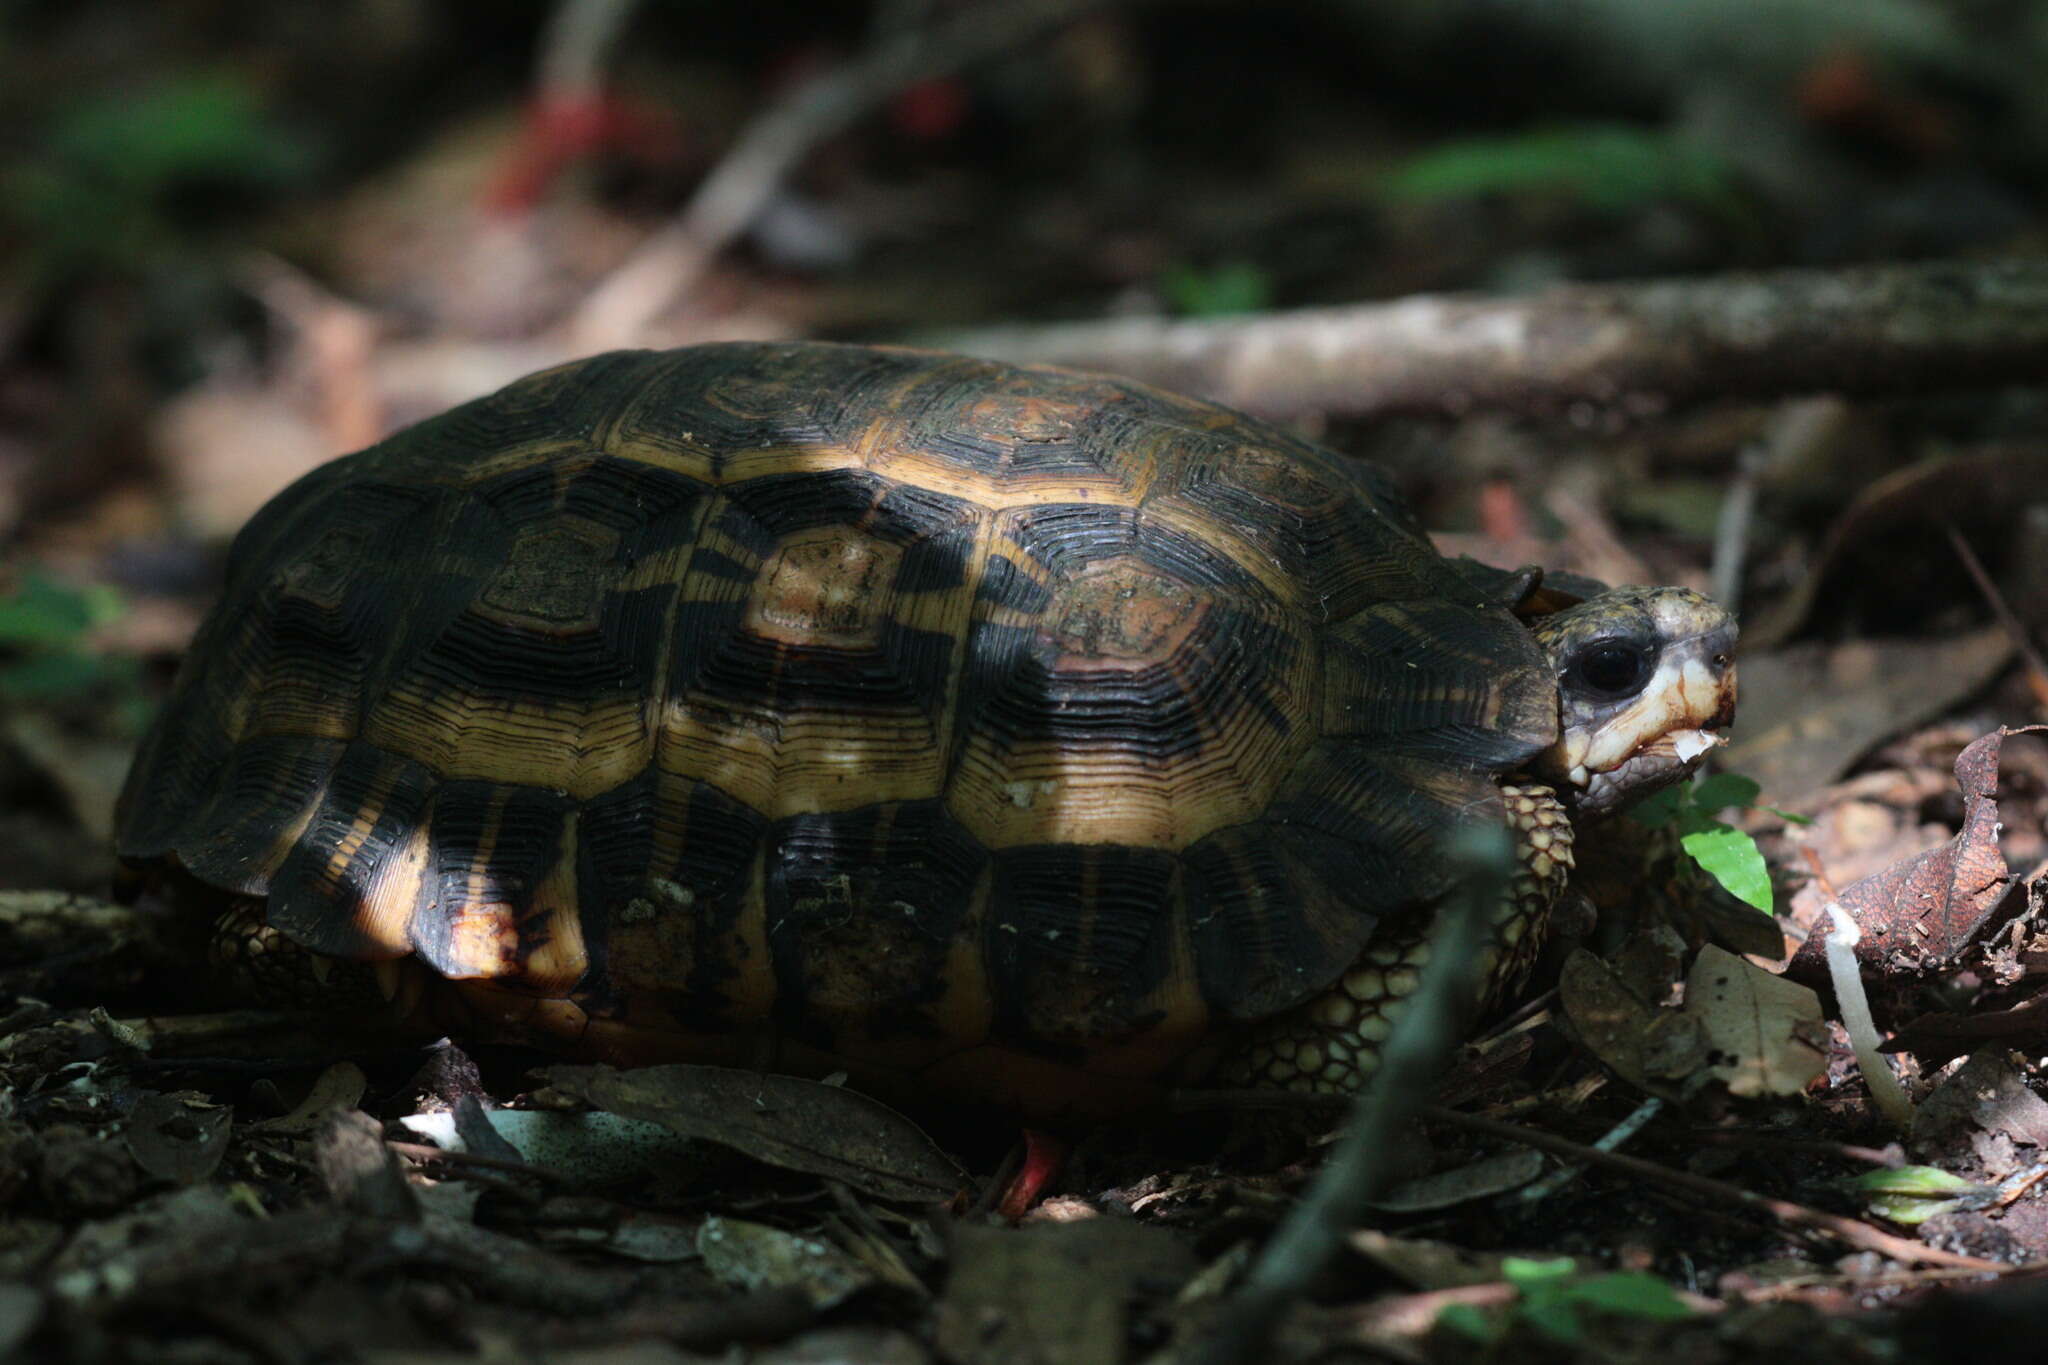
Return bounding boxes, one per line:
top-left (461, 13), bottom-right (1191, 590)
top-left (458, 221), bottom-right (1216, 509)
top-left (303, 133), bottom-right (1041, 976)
top-left (1629, 772), bottom-right (1792, 915)
top-left (1438, 1256), bottom-right (1693, 1345)
top-left (1850, 1166), bottom-right (1987, 1226)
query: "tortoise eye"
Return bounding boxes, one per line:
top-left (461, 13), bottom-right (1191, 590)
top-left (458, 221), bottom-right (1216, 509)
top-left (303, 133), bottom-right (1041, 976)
top-left (1570, 642), bottom-right (1652, 699)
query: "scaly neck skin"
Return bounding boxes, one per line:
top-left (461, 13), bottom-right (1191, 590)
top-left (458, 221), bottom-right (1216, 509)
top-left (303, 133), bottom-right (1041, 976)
top-left (1529, 587), bottom-right (1739, 816)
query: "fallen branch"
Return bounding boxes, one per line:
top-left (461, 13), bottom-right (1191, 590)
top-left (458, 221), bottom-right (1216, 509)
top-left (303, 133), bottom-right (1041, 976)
top-left (567, 0), bottom-right (1111, 347)
top-left (926, 259), bottom-right (2048, 420)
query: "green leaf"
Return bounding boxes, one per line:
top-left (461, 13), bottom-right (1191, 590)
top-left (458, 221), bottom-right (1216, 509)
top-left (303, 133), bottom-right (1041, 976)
top-left (1851, 1166), bottom-right (1981, 1197)
top-left (1558, 1272), bottom-right (1694, 1320)
top-left (0, 652), bottom-right (119, 699)
top-left (1159, 261), bottom-right (1271, 318)
top-left (1680, 823), bottom-right (1773, 913)
top-left (0, 575), bottom-right (92, 643)
top-left (1689, 772), bottom-right (1761, 813)
top-left (1627, 785), bottom-right (1685, 829)
top-left (1501, 1256), bottom-right (1577, 1286)
top-left (5, 72), bottom-right (309, 274)
top-left (1435, 1303), bottom-right (1500, 1342)
top-left (1861, 1191), bottom-right (1972, 1225)
top-left (1382, 123), bottom-right (1741, 217)
top-left (1517, 1294), bottom-right (1584, 1343)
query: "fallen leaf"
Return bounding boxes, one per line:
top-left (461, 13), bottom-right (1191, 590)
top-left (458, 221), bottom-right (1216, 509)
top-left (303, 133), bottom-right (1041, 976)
top-left (1792, 727), bottom-right (2028, 981)
top-left (1557, 948), bottom-right (1702, 1098)
top-left (935, 1220), bottom-right (1195, 1365)
top-left (247, 1060), bottom-right (367, 1135)
top-left (1369, 1149), bottom-right (1548, 1213)
top-left (123, 1092), bottom-right (232, 1186)
top-left (1914, 1051), bottom-right (2048, 1154)
top-left (542, 1064), bottom-right (966, 1204)
top-left (698, 1215), bottom-right (874, 1310)
top-left (1684, 946), bottom-right (1827, 1098)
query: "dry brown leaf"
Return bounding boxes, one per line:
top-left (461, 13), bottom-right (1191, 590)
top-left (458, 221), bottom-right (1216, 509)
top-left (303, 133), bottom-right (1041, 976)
top-left (1914, 1051), bottom-right (2048, 1157)
top-left (1556, 949), bottom-right (1671, 1096)
top-left (1348, 1227), bottom-right (1511, 1291)
top-left (247, 1060), bottom-right (369, 1135)
top-left (1792, 727), bottom-right (2027, 981)
top-left (1684, 945), bottom-right (1827, 1098)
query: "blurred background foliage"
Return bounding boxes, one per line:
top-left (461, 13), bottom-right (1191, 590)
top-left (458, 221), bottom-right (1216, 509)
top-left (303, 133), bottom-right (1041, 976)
top-left (1, 0), bottom-right (2045, 700)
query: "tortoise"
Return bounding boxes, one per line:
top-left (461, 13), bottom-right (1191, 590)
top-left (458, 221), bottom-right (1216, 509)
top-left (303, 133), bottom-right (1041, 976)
top-left (115, 341), bottom-right (1737, 1118)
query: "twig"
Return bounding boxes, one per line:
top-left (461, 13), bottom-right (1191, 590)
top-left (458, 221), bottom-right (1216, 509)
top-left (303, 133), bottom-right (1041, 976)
top-left (926, 259), bottom-right (2048, 420)
top-left (1712, 442), bottom-right (1766, 613)
top-left (536, 0), bottom-right (641, 107)
top-left (1516, 1094), bottom-right (1662, 1204)
top-left (1420, 1104), bottom-right (2007, 1273)
top-left (1946, 521), bottom-right (2048, 709)
top-left (568, 0), bottom-right (1112, 347)
top-left (1179, 827), bottom-right (1515, 1365)
top-left (1687, 1129), bottom-right (1905, 1169)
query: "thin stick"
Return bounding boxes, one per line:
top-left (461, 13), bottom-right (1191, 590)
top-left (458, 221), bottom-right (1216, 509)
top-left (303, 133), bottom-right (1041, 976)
top-left (568, 0), bottom-right (1111, 347)
top-left (536, 0), bottom-right (641, 106)
top-left (1420, 1104), bottom-right (2006, 1273)
top-left (1945, 521), bottom-right (2048, 709)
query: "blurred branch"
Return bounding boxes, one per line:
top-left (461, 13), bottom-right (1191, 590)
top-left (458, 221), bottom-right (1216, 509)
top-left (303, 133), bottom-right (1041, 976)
top-left (1178, 828), bottom-right (1512, 1365)
top-left (536, 0), bottom-right (642, 105)
top-left (926, 259), bottom-right (2048, 419)
top-left (566, 0), bottom-right (1114, 349)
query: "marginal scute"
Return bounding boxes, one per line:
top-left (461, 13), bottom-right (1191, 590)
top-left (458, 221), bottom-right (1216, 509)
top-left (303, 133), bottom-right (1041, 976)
top-left (114, 340), bottom-right (1583, 1114)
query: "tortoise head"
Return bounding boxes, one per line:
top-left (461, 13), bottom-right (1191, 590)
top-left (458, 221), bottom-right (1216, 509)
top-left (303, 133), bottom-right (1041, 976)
top-left (1528, 586), bottom-right (1738, 816)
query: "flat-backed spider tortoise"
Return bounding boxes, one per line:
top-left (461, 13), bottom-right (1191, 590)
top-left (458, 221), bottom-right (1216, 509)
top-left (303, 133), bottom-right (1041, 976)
top-left (116, 342), bottom-right (1737, 1118)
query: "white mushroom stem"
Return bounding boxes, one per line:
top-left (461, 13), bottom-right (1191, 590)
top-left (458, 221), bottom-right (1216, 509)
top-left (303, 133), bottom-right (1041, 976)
top-left (1825, 903), bottom-right (1915, 1130)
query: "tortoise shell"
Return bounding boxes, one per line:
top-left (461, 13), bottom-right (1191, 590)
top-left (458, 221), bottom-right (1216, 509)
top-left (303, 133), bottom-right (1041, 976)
top-left (116, 342), bottom-right (1559, 1112)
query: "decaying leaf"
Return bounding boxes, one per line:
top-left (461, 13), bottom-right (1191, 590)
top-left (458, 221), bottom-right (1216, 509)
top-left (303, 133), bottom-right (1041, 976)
top-left (1557, 947), bottom-right (1704, 1098)
top-left (247, 1060), bottom-right (368, 1135)
top-left (1368, 1148), bottom-right (1548, 1213)
top-left (1684, 946), bottom-right (1827, 1098)
top-left (698, 1215), bottom-right (875, 1310)
top-left (314, 1109), bottom-right (420, 1221)
top-left (1561, 943), bottom-right (1824, 1099)
top-left (1793, 727), bottom-right (2029, 981)
top-left (123, 1092), bottom-right (232, 1185)
top-left (1914, 1052), bottom-right (2048, 1158)
top-left (935, 1220), bottom-right (1195, 1365)
top-left (542, 1064), bottom-right (966, 1204)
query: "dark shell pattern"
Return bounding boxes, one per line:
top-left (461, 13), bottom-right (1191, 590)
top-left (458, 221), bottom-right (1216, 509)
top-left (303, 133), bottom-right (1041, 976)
top-left (115, 342), bottom-right (1558, 1101)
